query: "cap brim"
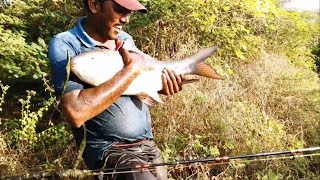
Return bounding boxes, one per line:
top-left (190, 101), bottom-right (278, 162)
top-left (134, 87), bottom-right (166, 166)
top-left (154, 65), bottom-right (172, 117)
top-left (114, 0), bottom-right (147, 13)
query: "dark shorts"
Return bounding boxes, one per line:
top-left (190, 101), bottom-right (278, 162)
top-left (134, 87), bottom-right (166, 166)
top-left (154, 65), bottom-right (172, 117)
top-left (94, 140), bottom-right (168, 180)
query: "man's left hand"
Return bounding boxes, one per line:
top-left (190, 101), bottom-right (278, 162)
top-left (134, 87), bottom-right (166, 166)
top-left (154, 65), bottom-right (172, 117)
top-left (159, 68), bottom-right (184, 95)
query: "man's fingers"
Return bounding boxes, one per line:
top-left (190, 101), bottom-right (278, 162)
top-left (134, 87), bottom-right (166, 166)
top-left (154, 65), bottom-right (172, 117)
top-left (169, 70), bottom-right (181, 92)
top-left (161, 72), bottom-right (170, 95)
top-left (160, 69), bottom-right (185, 95)
top-left (174, 72), bottom-right (183, 91)
top-left (163, 69), bottom-right (174, 95)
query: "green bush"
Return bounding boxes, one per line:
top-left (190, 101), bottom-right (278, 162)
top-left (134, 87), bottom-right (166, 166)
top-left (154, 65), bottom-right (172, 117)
top-left (128, 0), bottom-right (319, 69)
top-left (0, 0), bottom-right (319, 178)
top-left (0, 0), bottom-right (79, 80)
top-left (312, 40), bottom-right (320, 72)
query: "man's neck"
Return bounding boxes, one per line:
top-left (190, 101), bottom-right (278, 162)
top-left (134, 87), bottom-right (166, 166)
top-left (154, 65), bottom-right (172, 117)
top-left (96, 40), bottom-right (117, 50)
top-left (83, 18), bottom-right (117, 50)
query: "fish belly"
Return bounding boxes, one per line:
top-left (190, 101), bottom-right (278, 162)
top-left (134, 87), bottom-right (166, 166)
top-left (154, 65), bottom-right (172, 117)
top-left (123, 70), bottom-right (163, 95)
top-left (71, 52), bottom-right (124, 86)
top-left (71, 53), bottom-right (163, 103)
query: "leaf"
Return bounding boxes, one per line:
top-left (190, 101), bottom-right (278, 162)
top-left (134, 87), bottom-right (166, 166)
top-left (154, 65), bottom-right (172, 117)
top-left (235, 49), bottom-right (245, 60)
top-left (223, 6), bottom-right (230, 12)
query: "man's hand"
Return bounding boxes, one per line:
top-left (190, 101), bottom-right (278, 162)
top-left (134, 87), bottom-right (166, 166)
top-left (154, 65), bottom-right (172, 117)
top-left (120, 46), bottom-right (183, 95)
top-left (119, 46), bottom-right (145, 72)
top-left (60, 47), bottom-right (144, 128)
top-left (159, 68), bottom-right (184, 95)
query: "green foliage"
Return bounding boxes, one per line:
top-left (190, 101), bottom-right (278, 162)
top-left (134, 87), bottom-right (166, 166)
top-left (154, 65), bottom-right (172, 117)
top-left (0, 0), bottom-right (319, 178)
top-left (39, 123), bottom-right (72, 147)
top-left (267, 11), bottom-right (319, 69)
top-left (313, 41), bottom-right (320, 60)
top-left (312, 39), bottom-right (320, 72)
top-left (0, 30), bottom-right (47, 79)
top-left (0, 0), bottom-right (80, 80)
top-left (5, 90), bottom-right (56, 149)
top-left (128, 0), bottom-right (318, 72)
top-left (0, 81), bottom-right (9, 112)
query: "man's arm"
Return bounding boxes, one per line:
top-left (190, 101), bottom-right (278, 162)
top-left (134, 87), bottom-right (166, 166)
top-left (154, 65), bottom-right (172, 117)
top-left (60, 48), bottom-right (142, 128)
top-left (126, 47), bottom-right (184, 96)
top-left (122, 34), bottom-right (184, 96)
top-left (61, 49), bottom-right (182, 128)
top-left (49, 36), bottom-right (182, 128)
top-left (48, 37), bottom-right (143, 128)
top-left (61, 62), bottom-right (140, 128)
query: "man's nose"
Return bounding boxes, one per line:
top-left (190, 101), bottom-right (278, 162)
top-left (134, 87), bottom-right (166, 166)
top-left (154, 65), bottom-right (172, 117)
top-left (120, 16), bottom-right (129, 24)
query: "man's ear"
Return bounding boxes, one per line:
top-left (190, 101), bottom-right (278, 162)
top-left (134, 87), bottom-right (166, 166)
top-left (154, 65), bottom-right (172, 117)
top-left (87, 0), bottom-right (100, 13)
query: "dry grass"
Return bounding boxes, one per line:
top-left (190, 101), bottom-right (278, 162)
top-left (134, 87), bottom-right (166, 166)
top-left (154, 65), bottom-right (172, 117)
top-left (1, 50), bottom-right (319, 178)
top-left (151, 51), bottom-right (320, 179)
top-left (0, 134), bottom-right (26, 177)
top-left (0, 134), bottom-right (81, 178)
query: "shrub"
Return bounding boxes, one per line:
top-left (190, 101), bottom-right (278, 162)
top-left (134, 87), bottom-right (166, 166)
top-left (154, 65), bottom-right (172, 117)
top-left (152, 51), bottom-right (320, 179)
top-left (0, 0), bottom-right (319, 178)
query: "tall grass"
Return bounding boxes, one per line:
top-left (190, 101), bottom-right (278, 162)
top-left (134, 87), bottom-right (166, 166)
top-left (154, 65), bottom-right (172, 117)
top-left (0, 0), bottom-right (319, 178)
top-left (151, 48), bottom-right (320, 178)
top-left (1, 39), bottom-right (318, 180)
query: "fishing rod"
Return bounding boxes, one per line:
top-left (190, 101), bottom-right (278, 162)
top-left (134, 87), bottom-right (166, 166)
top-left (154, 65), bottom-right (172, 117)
top-left (5, 146), bottom-right (320, 179)
top-left (97, 146), bottom-right (320, 172)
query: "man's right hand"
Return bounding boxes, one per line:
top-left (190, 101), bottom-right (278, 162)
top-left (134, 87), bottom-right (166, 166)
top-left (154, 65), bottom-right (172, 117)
top-left (119, 47), bottom-right (145, 73)
top-left (61, 47), bottom-right (143, 128)
top-left (120, 47), bottom-right (184, 96)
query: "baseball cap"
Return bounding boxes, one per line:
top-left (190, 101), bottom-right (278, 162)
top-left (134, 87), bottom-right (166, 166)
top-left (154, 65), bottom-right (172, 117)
top-left (114, 0), bottom-right (147, 13)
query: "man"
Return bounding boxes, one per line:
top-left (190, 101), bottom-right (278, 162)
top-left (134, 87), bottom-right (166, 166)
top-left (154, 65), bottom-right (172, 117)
top-left (48, 0), bottom-right (183, 179)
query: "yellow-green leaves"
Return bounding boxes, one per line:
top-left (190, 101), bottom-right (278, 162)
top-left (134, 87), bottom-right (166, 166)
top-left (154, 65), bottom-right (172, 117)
top-left (235, 49), bottom-right (245, 60)
top-left (128, 0), bottom-right (318, 69)
top-left (0, 81), bottom-right (9, 113)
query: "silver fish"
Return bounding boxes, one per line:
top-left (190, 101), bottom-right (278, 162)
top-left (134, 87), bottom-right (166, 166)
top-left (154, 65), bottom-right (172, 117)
top-left (70, 46), bottom-right (221, 105)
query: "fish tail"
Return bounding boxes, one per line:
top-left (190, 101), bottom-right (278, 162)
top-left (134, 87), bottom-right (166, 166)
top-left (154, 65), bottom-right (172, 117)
top-left (187, 46), bottom-right (219, 64)
top-left (195, 62), bottom-right (223, 79)
top-left (186, 46), bottom-right (223, 79)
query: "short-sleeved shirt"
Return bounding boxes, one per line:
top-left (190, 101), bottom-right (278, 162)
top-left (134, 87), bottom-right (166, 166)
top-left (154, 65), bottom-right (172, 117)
top-left (48, 17), bottom-right (153, 169)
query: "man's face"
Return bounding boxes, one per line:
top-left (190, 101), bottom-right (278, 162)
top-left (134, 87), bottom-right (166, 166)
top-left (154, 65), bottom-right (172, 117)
top-left (96, 0), bottom-right (132, 40)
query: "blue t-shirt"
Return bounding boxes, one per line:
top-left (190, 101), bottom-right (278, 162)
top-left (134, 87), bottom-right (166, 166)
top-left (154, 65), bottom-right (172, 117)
top-left (48, 17), bottom-right (153, 169)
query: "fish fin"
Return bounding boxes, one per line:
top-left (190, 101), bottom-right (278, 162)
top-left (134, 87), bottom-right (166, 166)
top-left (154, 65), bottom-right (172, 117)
top-left (140, 96), bottom-right (156, 106)
top-left (62, 51), bottom-right (71, 95)
top-left (136, 92), bottom-right (163, 106)
top-left (182, 78), bottom-right (200, 85)
top-left (196, 62), bottom-right (224, 80)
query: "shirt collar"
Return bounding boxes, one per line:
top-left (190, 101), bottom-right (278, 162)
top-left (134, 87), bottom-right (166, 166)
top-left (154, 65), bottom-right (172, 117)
top-left (72, 17), bottom-right (97, 48)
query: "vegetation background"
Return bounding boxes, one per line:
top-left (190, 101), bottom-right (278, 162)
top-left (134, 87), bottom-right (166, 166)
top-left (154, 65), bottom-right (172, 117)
top-left (0, 0), bottom-right (319, 179)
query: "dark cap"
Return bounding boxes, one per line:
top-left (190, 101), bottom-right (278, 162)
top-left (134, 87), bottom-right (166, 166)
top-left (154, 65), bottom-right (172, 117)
top-left (114, 0), bottom-right (147, 13)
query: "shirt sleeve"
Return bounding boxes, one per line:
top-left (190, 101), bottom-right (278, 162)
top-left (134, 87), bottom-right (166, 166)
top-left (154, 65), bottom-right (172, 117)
top-left (48, 37), bottom-right (84, 96)
top-left (118, 31), bottom-right (137, 51)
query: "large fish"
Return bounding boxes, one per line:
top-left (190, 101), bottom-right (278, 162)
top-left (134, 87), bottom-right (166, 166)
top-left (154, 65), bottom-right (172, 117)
top-left (70, 46), bottom-right (222, 105)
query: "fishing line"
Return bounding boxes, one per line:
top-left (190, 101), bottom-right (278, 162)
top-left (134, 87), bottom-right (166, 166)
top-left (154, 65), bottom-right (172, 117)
top-left (74, 153), bottom-right (320, 177)
top-left (5, 147), bottom-right (320, 179)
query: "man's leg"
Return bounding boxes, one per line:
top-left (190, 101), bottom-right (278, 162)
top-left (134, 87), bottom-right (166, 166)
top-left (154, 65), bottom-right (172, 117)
top-left (95, 140), bottom-right (168, 180)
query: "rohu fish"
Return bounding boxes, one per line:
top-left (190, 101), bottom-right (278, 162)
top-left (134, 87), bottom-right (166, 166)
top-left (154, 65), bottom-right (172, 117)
top-left (70, 46), bottom-right (222, 105)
